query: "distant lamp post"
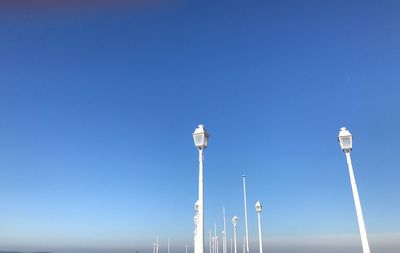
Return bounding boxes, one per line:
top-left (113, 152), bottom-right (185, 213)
top-left (194, 214), bottom-right (198, 246)
top-left (338, 127), bottom-right (371, 253)
top-left (242, 176), bottom-right (249, 253)
top-left (255, 201), bottom-right (263, 253)
top-left (232, 216), bottom-right (238, 253)
top-left (223, 207), bottom-right (227, 253)
top-left (193, 124), bottom-right (209, 253)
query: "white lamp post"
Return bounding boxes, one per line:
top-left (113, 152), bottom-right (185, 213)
top-left (338, 127), bottom-right (371, 253)
top-left (156, 235), bottom-right (159, 253)
top-left (210, 230), bottom-right (212, 253)
top-left (255, 201), bottom-right (263, 253)
top-left (230, 238), bottom-right (233, 253)
top-left (232, 216), bottom-right (238, 253)
top-left (223, 207), bottom-right (227, 253)
top-left (193, 124), bottom-right (209, 253)
top-left (242, 176), bottom-right (249, 253)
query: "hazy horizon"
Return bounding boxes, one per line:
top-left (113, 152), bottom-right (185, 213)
top-left (2, 233), bottom-right (400, 253)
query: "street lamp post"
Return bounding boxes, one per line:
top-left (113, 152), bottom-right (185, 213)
top-left (210, 230), bottom-right (212, 253)
top-left (223, 207), bottom-right (227, 253)
top-left (193, 125), bottom-right (209, 253)
top-left (242, 176), bottom-right (249, 253)
top-left (338, 127), bottom-right (371, 253)
top-left (255, 201), bottom-right (263, 253)
top-left (232, 216), bottom-right (238, 253)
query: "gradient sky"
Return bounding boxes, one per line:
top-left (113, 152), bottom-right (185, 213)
top-left (0, 1), bottom-right (399, 253)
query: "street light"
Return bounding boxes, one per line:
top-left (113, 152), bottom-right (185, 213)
top-left (255, 201), bottom-right (263, 253)
top-left (193, 124), bottom-right (209, 253)
top-left (242, 176), bottom-right (249, 253)
top-left (232, 216), bottom-right (238, 253)
top-left (223, 207), bottom-right (227, 253)
top-left (338, 127), bottom-right (371, 253)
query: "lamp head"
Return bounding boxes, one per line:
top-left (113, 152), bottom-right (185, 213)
top-left (232, 216), bottom-right (238, 225)
top-left (255, 201), bottom-right (262, 213)
top-left (338, 127), bottom-right (353, 152)
top-left (193, 124), bottom-right (209, 149)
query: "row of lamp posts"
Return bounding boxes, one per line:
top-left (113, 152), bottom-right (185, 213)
top-left (193, 125), bottom-right (371, 253)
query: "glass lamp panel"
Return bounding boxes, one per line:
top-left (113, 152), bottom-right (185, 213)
top-left (193, 133), bottom-right (204, 147)
top-left (203, 134), bottom-right (208, 147)
top-left (340, 136), bottom-right (352, 150)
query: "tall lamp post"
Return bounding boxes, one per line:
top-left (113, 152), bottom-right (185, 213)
top-left (242, 176), bottom-right (249, 253)
top-left (223, 207), bottom-right (227, 253)
top-left (255, 201), bottom-right (263, 253)
top-left (338, 127), bottom-right (371, 253)
top-left (232, 216), bottom-right (238, 253)
top-left (193, 125), bottom-right (209, 253)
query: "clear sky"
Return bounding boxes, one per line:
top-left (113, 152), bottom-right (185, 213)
top-left (0, 1), bottom-right (399, 253)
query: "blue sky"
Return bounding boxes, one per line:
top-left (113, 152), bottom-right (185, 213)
top-left (0, 1), bottom-right (399, 253)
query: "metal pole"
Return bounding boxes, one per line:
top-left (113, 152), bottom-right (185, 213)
top-left (214, 224), bottom-right (217, 253)
top-left (186, 245), bottom-right (188, 253)
top-left (257, 211), bottom-right (263, 253)
top-left (156, 235), bottom-right (159, 253)
top-left (223, 207), bottom-right (227, 253)
top-left (210, 231), bottom-right (212, 253)
top-left (233, 225), bottom-right (237, 253)
top-left (213, 237), bottom-right (216, 253)
top-left (168, 237), bottom-right (170, 253)
top-left (196, 148), bottom-right (204, 253)
top-left (216, 236), bottom-right (219, 253)
top-left (230, 238), bottom-right (232, 253)
top-left (242, 237), bottom-right (245, 253)
top-left (345, 152), bottom-right (371, 253)
top-left (242, 176), bottom-right (249, 253)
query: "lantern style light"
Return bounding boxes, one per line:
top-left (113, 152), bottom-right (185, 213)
top-left (232, 216), bottom-right (238, 253)
top-left (338, 127), bottom-right (353, 152)
top-left (232, 216), bottom-right (238, 226)
top-left (255, 201), bottom-right (262, 213)
top-left (337, 127), bottom-right (371, 253)
top-left (193, 124), bottom-right (209, 149)
top-left (255, 201), bottom-right (263, 253)
top-left (193, 124), bottom-right (209, 253)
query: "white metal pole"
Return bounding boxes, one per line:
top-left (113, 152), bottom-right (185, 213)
top-left (221, 231), bottom-right (225, 253)
top-left (230, 238), bottom-right (232, 253)
top-left (212, 237), bottom-right (215, 253)
top-left (216, 236), bottom-right (219, 253)
top-left (242, 176), bottom-right (249, 253)
top-left (257, 211), bottom-right (263, 253)
top-left (210, 230), bottom-right (212, 253)
top-left (196, 148), bottom-right (205, 253)
top-left (345, 152), bottom-right (371, 253)
top-left (223, 207), bottom-right (227, 253)
top-left (156, 235), bottom-right (159, 253)
top-left (168, 237), bottom-right (170, 253)
top-left (233, 225), bottom-right (237, 253)
top-left (214, 224), bottom-right (217, 253)
top-left (242, 237), bottom-right (245, 253)
top-left (186, 245), bottom-right (188, 253)
top-left (153, 243), bottom-right (156, 253)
